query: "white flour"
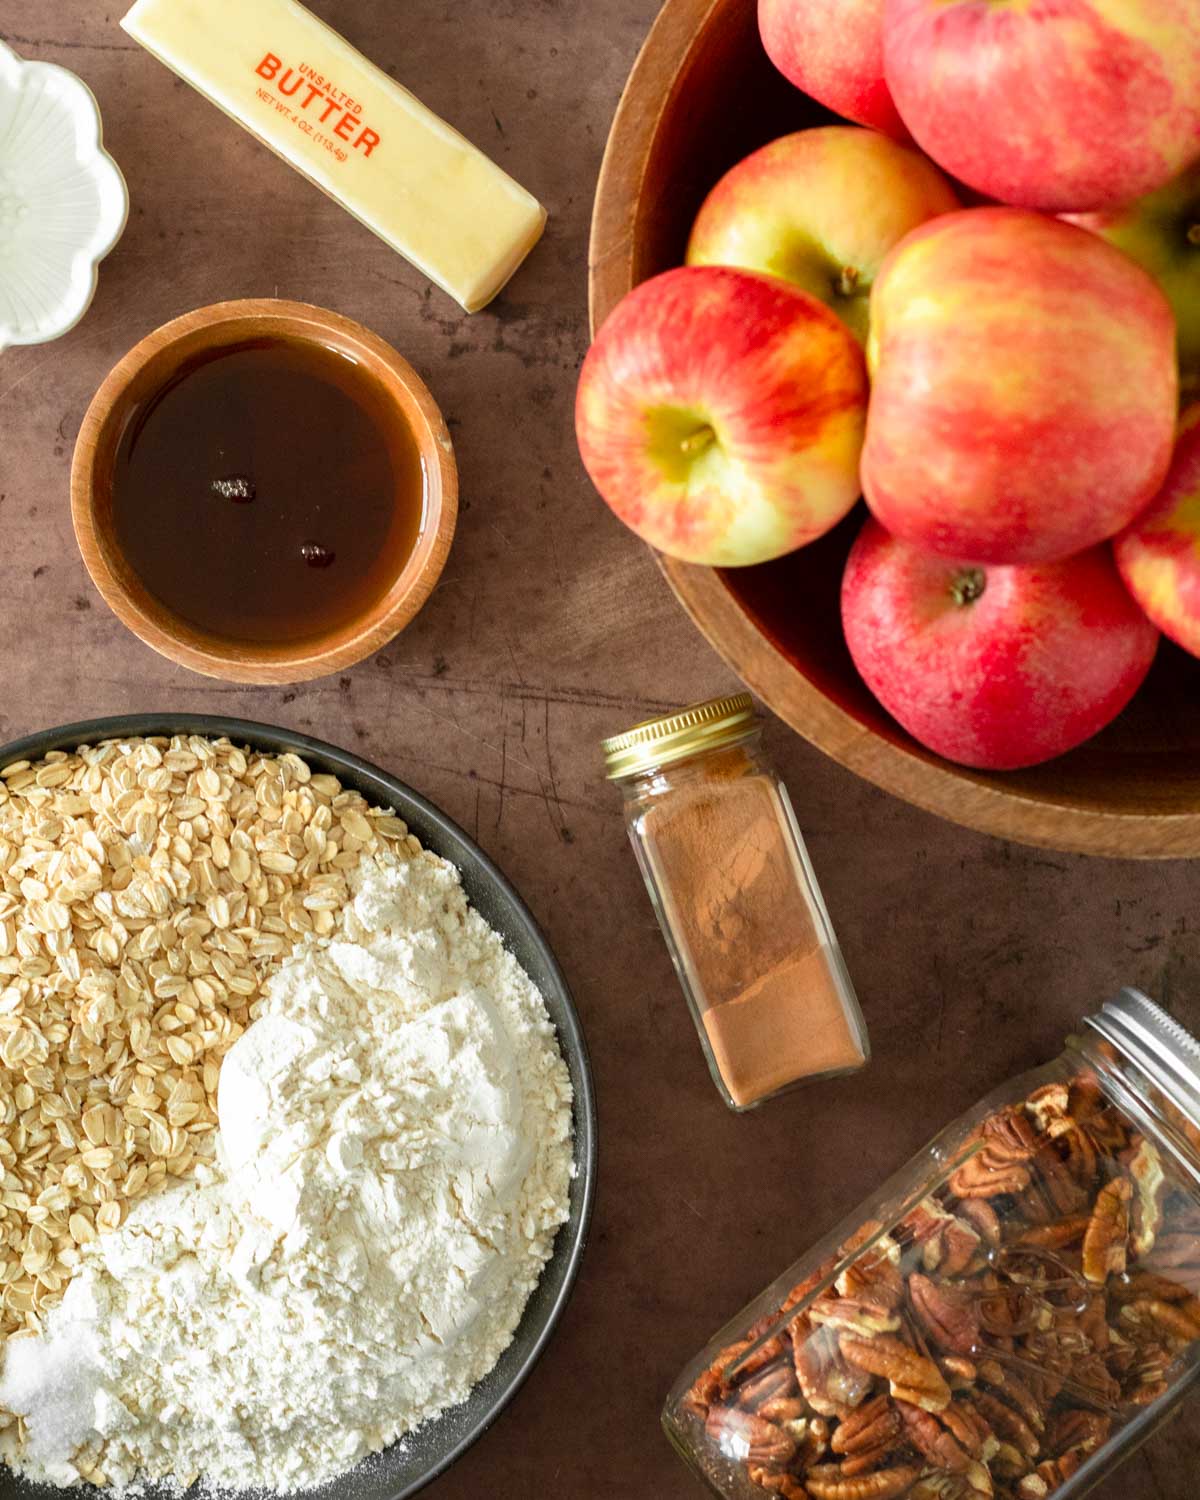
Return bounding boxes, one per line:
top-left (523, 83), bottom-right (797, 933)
top-left (0, 847), bottom-right (574, 1493)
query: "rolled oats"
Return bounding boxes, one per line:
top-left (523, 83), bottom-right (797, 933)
top-left (0, 734), bottom-right (407, 1350)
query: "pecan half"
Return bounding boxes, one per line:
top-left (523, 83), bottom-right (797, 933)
top-left (829, 1394), bottom-right (904, 1475)
top-left (738, 1360), bottom-right (799, 1412)
top-left (956, 1197), bottom-right (1002, 1244)
top-left (1010, 1215), bottom-right (1089, 1251)
top-left (1031, 1140), bottom-right (1089, 1217)
top-left (972, 1391), bottom-right (1040, 1462)
top-left (794, 1325), bottom-right (873, 1418)
top-left (837, 1227), bottom-right (906, 1311)
top-left (939, 1354), bottom-right (979, 1389)
top-left (1081, 1177), bottom-right (1130, 1284)
top-left (895, 1398), bottom-right (973, 1473)
top-left (1025, 1084), bottom-right (1071, 1136)
top-left (942, 1397), bottom-right (996, 1461)
top-left (1044, 1408), bottom-right (1110, 1459)
top-left (1018, 1448), bottom-right (1091, 1497)
top-left (830, 1395), bottom-right (900, 1455)
top-left (1111, 1269), bottom-right (1199, 1305)
top-left (839, 1333), bottom-right (951, 1413)
top-left (705, 1405), bottom-right (797, 1468)
top-left (1143, 1228), bottom-right (1200, 1285)
top-left (750, 1466), bottom-right (811, 1499)
top-left (805, 1465), bottom-right (922, 1500)
top-left (975, 1360), bottom-right (1045, 1434)
top-left (990, 1440), bottom-right (1034, 1481)
top-left (1126, 1138), bottom-right (1167, 1258)
top-left (1120, 1296), bottom-right (1200, 1347)
top-left (909, 1273), bottom-right (980, 1356)
top-left (810, 1296), bottom-right (903, 1341)
top-left (951, 1110), bottom-right (1038, 1200)
top-left (910, 1478), bottom-right (988, 1500)
top-left (901, 1199), bottom-right (982, 1277)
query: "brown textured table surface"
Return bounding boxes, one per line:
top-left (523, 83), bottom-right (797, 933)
top-left (1, 2), bottom-right (1198, 1495)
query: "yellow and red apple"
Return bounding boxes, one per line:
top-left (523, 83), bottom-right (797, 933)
top-left (883, 0), bottom-right (1200, 212)
top-left (759, 0), bottom-right (908, 141)
top-left (1066, 164), bottom-right (1200, 394)
top-left (1115, 405), bottom-right (1200, 657)
top-left (842, 519), bottom-right (1160, 770)
top-left (686, 126), bottom-right (958, 346)
top-left (863, 209), bottom-right (1178, 565)
top-left (575, 266), bottom-right (868, 566)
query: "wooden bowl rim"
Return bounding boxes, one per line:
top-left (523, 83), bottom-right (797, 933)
top-left (587, 0), bottom-right (1200, 859)
top-left (71, 297), bottom-right (458, 685)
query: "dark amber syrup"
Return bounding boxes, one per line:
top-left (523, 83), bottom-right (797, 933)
top-left (111, 338), bottom-right (425, 644)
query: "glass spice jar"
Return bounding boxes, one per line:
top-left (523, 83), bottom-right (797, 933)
top-left (603, 693), bottom-right (869, 1111)
top-left (663, 988), bottom-right (1200, 1500)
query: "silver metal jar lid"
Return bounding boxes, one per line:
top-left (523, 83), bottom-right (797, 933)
top-left (1085, 987), bottom-right (1200, 1138)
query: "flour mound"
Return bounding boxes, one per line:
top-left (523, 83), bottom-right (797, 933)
top-left (0, 850), bottom-right (574, 1494)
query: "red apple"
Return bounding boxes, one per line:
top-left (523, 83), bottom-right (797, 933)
top-left (863, 209), bottom-right (1178, 565)
top-left (842, 518), bottom-right (1159, 770)
top-left (1115, 405), bottom-right (1200, 657)
top-left (1065, 164), bottom-right (1200, 393)
top-left (686, 126), bottom-right (958, 345)
top-left (759, 0), bottom-right (908, 141)
top-left (575, 266), bottom-right (868, 566)
top-left (883, 0), bottom-right (1200, 212)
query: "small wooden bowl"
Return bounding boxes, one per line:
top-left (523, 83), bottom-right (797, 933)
top-left (71, 298), bottom-right (457, 684)
top-left (589, 0), bottom-right (1200, 859)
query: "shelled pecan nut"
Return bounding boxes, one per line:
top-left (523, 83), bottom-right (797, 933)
top-left (827, 1394), bottom-right (904, 1476)
top-left (805, 1463), bottom-right (922, 1500)
top-left (1126, 1139), bottom-right (1167, 1257)
top-left (901, 1200), bottom-right (983, 1277)
top-left (830, 1394), bottom-right (900, 1455)
top-left (1010, 1215), bottom-right (1089, 1251)
top-left (1081, 1177), bottom-right (1130, 1283)
top-left (1044, 1408), bottom-right (1110, 1458)
top-left (839, 1334), bottom-right (951, 1413)
top-left (972, 1390), bottom-right (1041, 1462)
top-left (738, 1361), bottom-right (800, 1411)
top-left (950, 1110), bottom-right (1040, 1199)
top-left (705, 1405), bottom-right (796, 1468)
top-left (909, 1273), bottom-right (981, 1355)
top-left (975, 1361), bottom-right (1045, 1434)
top-left (749, 1465), bottom-right (811, 1499)
top-left (836, 1227), bottom-right (906, 1311)
top-left (895, 1398), bottom-right (974, 1473)
top-left (1119, 1296), bottom-right (1200, 1346)
top-left (809, 1296), bottom-right (903, 1340)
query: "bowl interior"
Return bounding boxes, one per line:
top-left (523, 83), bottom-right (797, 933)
top-left (590, 0), bottom-right (1200, 854)
top-left (74, 303), bottom-right (456, 681)
top-left (0, 714), bottom-right (594, 1500)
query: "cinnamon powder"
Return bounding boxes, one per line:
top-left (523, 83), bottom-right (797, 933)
top-left (640, 745), bottom-right (865, 1108)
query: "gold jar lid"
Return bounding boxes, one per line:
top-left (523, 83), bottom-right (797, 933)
top-left (601, 692), bottom-right (756, 779)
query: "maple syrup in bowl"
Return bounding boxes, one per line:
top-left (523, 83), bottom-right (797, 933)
top-left (71, 299), bottom-right (457, 683)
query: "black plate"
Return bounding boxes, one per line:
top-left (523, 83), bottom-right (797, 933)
top-left (0, 714), bottom-right (596, 1500)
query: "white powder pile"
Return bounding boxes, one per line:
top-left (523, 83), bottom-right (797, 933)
top-left (0, 846), bottom-right (574, 1494)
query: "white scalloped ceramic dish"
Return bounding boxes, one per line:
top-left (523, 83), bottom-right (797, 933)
top-left (0, 40), bottom-right (128, 352)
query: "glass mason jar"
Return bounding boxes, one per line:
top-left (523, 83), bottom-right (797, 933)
top-left (603, 693), bottom-right (869, 1112)
top-left (664, 989), bottom-right (1200, 1500)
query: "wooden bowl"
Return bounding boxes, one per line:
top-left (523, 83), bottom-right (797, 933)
top-left (71, 298), bottom-right (457, 685)
top-left (589, 0), bottom-right (1200, 859)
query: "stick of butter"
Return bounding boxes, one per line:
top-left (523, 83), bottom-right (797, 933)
top-left (120, 0), bottom-right (546, 312)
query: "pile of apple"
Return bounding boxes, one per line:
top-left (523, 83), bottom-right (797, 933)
top-left (576, 0), bottom-right (1200, 771)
